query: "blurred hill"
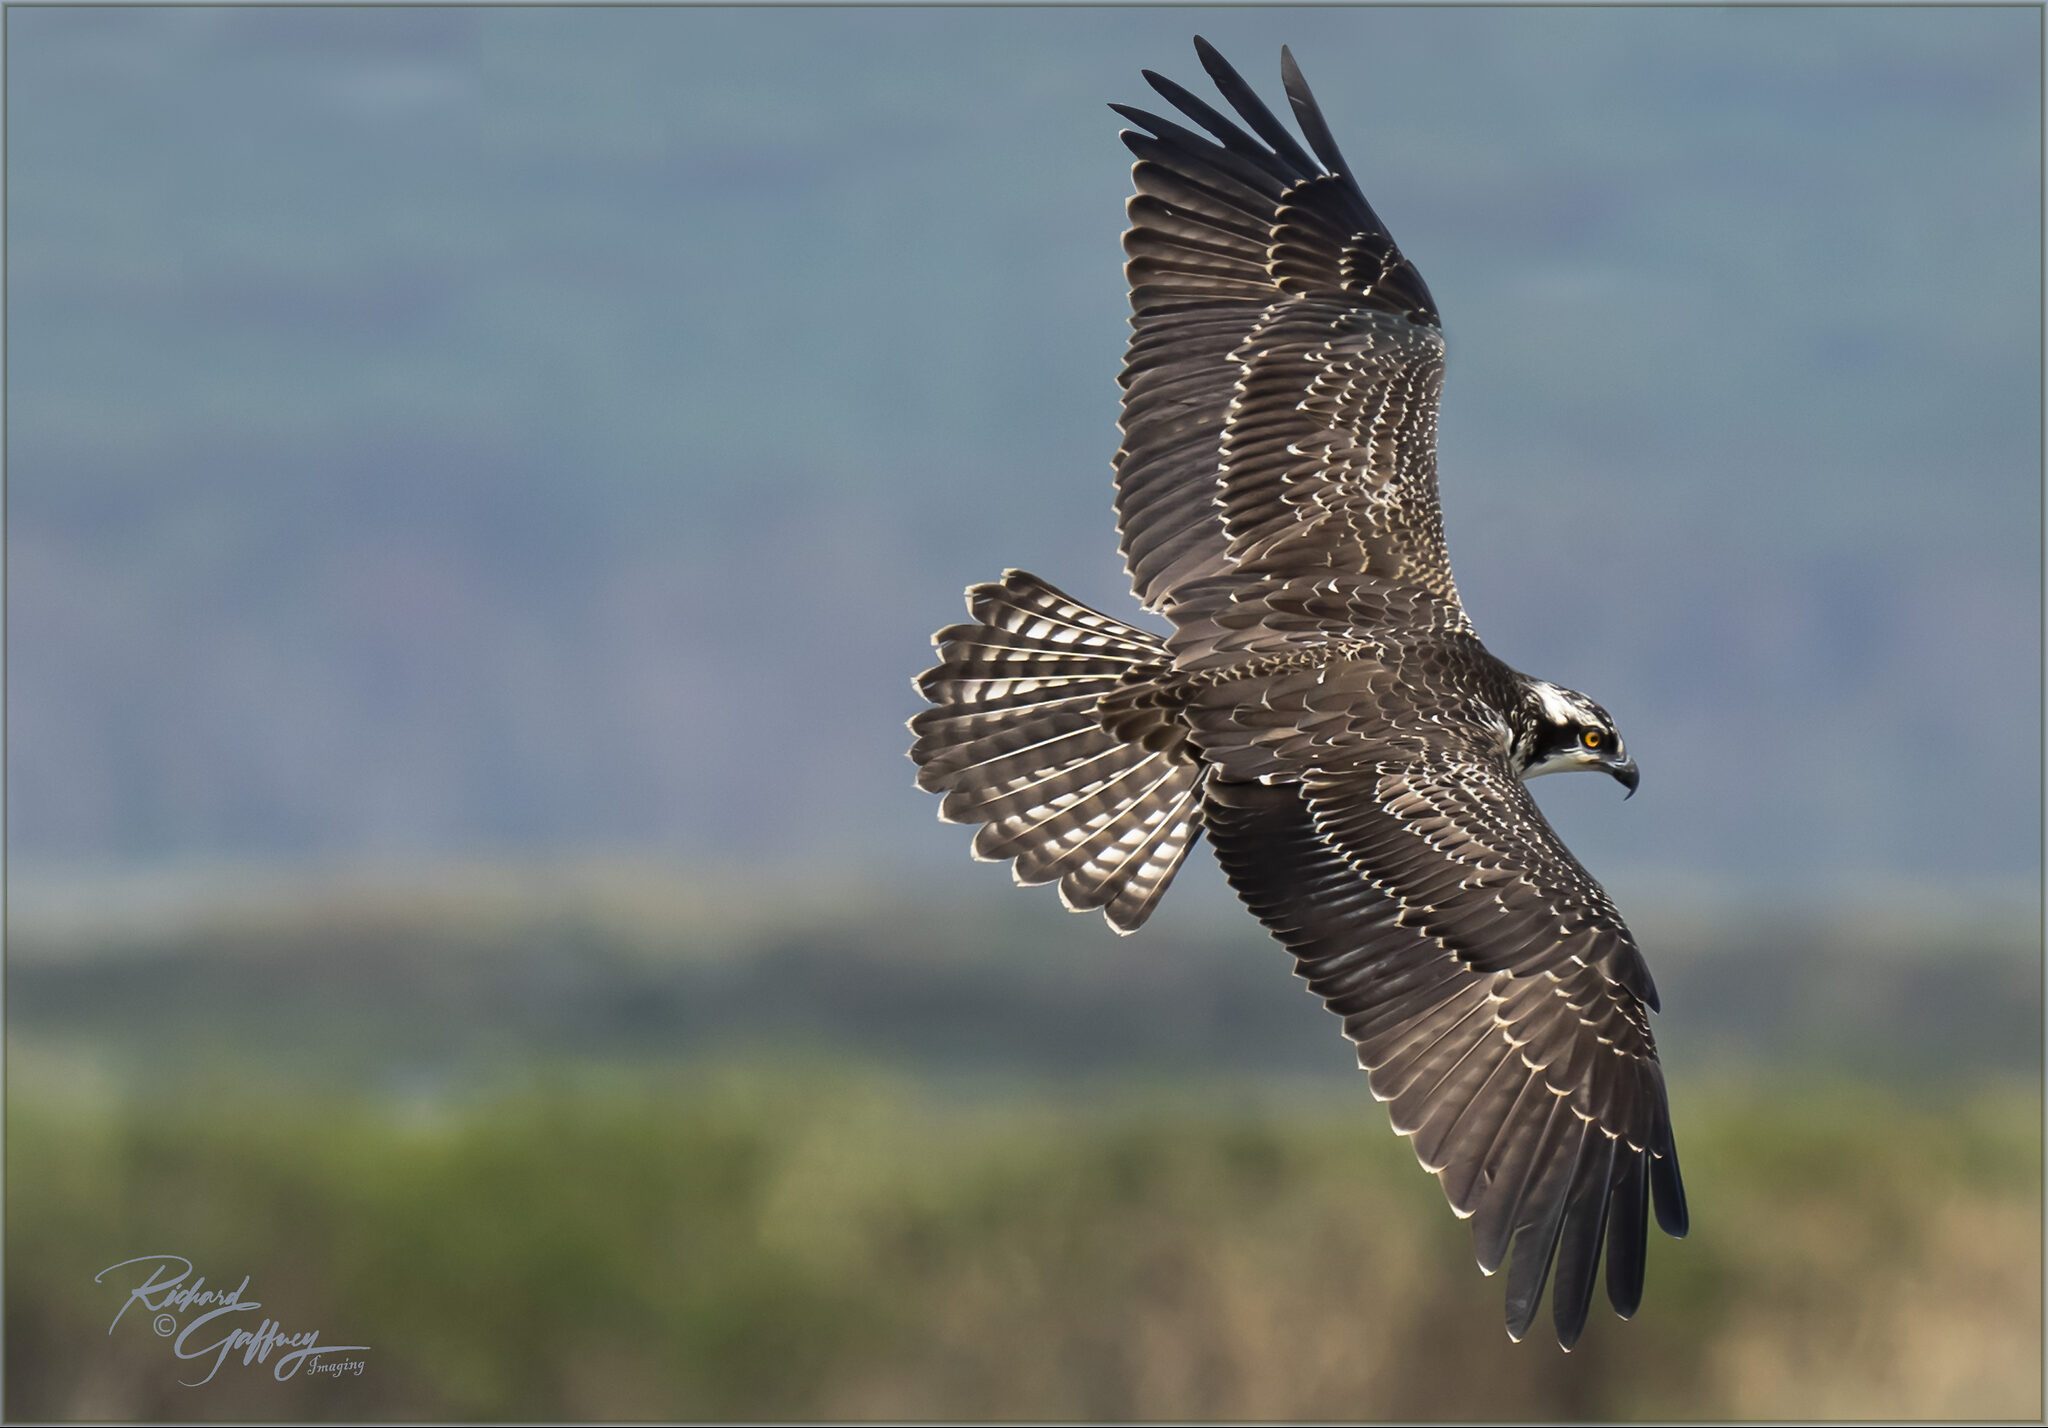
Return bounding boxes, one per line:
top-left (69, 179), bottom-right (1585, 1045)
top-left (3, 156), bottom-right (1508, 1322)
top-left (8, 6), bottom-right (2041, 898)
top-left (11, 864), bottom-right (2037, 1097)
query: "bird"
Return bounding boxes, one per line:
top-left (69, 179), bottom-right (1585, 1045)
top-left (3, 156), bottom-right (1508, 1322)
top-left (908, 37), bottom-right (1687, 1349)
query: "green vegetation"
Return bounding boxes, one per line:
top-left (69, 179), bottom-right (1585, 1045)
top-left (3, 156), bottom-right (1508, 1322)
top-left (9, 1063), bottom-right (2038, 1421)
top-left (9, 876), bottom-right (2039, 1417)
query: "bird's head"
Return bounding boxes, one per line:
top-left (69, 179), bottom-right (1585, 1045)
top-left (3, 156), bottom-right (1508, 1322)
top-left (1517, 679), bottom-right (1638, 797)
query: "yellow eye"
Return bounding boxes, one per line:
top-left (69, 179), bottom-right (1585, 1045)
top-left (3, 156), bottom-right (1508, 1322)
top-left (1581, 730), bottom-right (1604, 750)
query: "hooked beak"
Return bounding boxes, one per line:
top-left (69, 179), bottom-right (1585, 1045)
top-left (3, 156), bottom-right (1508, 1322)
top-left (1610, 756), bottom-right (1640, 799)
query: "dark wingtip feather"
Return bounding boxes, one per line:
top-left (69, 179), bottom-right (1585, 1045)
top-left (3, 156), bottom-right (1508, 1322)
top-left (1651, 1141), bottom-right (1690, 1238)
top-left (1108, 101), bottom-right (1241, 170)
top-left (1189, 35), bottom-right (1318, 177)
top-left (1143, 66), bottom-right (1266, 158)
top-left (1605, 1150), bottom-right (1650, 1319)
top-left (1502, 1219), bottom-right (1562, 1345)
top-left (1108, 101), bottom-right (1167, 134)
top-left (1551, 1161), bottom-right (1616, 1349)
top-left (1278, 45), bottom-right (1357, 185)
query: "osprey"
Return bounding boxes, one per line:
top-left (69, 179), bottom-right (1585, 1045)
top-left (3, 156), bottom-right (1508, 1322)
top-left (909, 38), bottom-right (1686, 1348)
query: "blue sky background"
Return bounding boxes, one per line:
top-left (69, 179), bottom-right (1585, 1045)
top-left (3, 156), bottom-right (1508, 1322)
top-left (8, 5), bottom-right (2041, 916)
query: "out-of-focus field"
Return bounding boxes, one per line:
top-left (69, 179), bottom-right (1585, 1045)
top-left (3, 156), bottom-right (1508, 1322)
top-left (9, 1067), bottom-right (2039, 1421)
top-left (7, 870), bottom-right (2041, 1420)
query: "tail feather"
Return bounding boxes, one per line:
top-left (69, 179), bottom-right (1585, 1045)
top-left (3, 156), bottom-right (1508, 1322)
top-left (1046, 764), bottom-right (1188, 909)
top-left (952, 734), bottom-right (1128, 829)
top-left (919, 711), bottom-right (1109, 793)
top-left (927, 629), bottom-right (1138, 680)
top-left (1099, 778), bottom-right (1204, 927)
top-left (911, 570), bottom-right (1204, 933)
top-left (975, 744), bottom-right (1176, 866)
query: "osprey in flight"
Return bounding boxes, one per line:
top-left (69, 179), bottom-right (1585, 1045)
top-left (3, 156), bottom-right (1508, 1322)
top-left (909, 38), bottom-right (1686, 1348)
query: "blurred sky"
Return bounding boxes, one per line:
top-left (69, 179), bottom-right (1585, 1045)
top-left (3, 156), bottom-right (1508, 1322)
top-left (7, 6), bottom-right (2041, 912)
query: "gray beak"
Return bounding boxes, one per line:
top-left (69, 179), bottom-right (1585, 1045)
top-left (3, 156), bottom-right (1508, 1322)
top-left (1611, 757), bottom-right (1640, 799)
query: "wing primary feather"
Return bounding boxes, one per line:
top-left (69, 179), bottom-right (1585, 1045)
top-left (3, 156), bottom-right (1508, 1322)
top-left (1550, 1136), bottom-right (1618, 1349)
top-left (1141, 68), bottom-right (1284, 167)
top-left (1112, 109), bottom-right (1292, 202)
top-left (1277, 47), bottom-right (1366, 208)
top-left (1503, 1201), bottom-right (1568, 1343)
top-left (1651, 1137), bottom-right (1690, 1238)
top-left (1108, 100), bottom-right (1190, 140)
top-left (1605, 1149), bottom-right (1650, 1319)
top-left (1470, 1087), bottom-right (1567, 1275)
top-left (1426, 1042), bottom-right (1531, 1210)
top-left (1192, 36), bottom-right (1320, 177)
top-left (1501, 1115), bottom-right (1593, 1340)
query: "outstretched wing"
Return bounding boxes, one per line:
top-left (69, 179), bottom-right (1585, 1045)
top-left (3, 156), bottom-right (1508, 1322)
top-left (1201, 733), bottom-right (1687, 1347)
top-left (1113, 40), bottom-right (1463, 624)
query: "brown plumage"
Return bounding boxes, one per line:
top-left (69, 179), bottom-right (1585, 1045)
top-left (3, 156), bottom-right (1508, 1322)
top-left (909, 37), bottom-right (1685, 1348)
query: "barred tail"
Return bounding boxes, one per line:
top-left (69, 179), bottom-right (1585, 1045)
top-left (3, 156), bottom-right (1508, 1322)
top-left (909, 569), bottom-right (1205, 934)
